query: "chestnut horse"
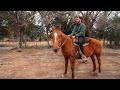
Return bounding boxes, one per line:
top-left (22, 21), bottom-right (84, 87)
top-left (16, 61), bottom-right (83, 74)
top-left (51, 25), bottom-right (102, 79)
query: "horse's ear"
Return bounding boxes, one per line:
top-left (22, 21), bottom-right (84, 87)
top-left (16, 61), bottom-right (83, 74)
top-left (52, 26), bottom-right (55, 31)
top-left (58, 25), bottom-right (61, 31)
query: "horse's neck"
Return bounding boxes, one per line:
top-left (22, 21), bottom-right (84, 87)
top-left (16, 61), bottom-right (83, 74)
top-left (61, 32), bottom-right (73, 47)
top-left (61, 33), bottom-right (68, 42)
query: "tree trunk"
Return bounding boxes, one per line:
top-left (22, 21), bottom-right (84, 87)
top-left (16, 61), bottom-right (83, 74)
top-left (39, 36), bottom-right (42, 42)
top-left (88, 30), bottom-right (92, 37)
top-left (114, 40), bottom-right (119, 48)
top-left (109, 40), bottom-right (112, 48)
top-left (86, 27), bottom-right (92, 37)
top-left (35, 41), bottom-right (38, 47)
top-left (17, 26), bottom-right (23, 52)
top-left (46, 27), bottom-right (50, 47)
top-left (23, 34), bottom-right (27, 48)
top-left (103, 38), bottom-right (106, 46)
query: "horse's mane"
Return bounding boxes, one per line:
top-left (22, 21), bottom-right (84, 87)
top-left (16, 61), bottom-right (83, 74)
top-left (60, 31), bottom-right (74, 42)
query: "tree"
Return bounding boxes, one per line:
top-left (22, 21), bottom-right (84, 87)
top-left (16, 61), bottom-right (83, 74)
top-left (95, 11), bottom-right (112, 45)
top-left (7, 11), bottom-right (36, 51)
top-left (106, 15), bottom-right (120, 48)
top-left (77, 11), bottom-right (103, 37)
top-left (38, 11), bottom-right (59, 47)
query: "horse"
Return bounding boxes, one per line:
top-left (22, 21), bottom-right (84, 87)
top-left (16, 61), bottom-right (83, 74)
top-left (51, 25), bottom-right (102, 79)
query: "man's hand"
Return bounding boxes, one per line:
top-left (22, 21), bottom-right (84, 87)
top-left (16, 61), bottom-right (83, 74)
top-left (71, 36), bottom-right (77, 42)
top-left (72, 36), bottom-right (75, 38)
top-left (68, 35), bottom-right (71, 37)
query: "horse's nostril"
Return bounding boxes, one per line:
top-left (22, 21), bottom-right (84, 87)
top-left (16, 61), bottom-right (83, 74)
top-left (53, 49), bottom-right (58, 52)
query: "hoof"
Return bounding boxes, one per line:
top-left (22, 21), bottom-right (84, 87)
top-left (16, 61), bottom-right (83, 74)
top-left (73, 76), bottom-right (77, 79)
top-left (97, 73), bottom-right (101, 76)
top-left (92, 71), bottom-right (97, 76)
top-left (62, 74), bottom-right (66, 77)
top-left (91, 72), bottom-right (94, 75)
top-left (18, 49), bottom-right (22, 52)
top-left (71, 77), bottom-right (76, 79)
top-left (75, 62), bottom-right (78, 65)
top-left (75, 60), bottom-right (79, 65)
top-left (71, 76), bottom-right (76, 79)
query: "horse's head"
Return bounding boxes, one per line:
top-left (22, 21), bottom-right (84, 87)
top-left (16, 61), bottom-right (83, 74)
top-left (51, 25), bottom-right (62, 53)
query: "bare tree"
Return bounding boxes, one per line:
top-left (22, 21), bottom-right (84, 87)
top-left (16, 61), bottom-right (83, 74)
top-left (95, 11), bottom-right (112, 45)
top-left (77, 11), bottom-right (102, 37)
top-left (38, 11), bottom-right (55, 47)
top-left (8, 11), bottom-right (36, 51)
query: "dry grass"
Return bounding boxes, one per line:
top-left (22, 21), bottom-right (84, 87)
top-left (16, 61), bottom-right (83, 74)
top-left (0, 41), bottom-right (53, 48)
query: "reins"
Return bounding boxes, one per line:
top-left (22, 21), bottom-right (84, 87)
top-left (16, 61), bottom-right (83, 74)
top-left (57, 33), bottom-right (69, 50)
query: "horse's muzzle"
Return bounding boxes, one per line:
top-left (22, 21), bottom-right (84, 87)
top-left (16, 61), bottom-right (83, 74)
top-left (53, 48), bottom-right (58, 53)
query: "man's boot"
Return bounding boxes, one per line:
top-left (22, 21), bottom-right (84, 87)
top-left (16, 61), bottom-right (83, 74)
top-left (81, 53), bottom-right (88, 63)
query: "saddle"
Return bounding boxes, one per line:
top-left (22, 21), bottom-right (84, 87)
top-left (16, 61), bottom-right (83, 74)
top-left (71, 36), bottom-right (91, 46)
top-left (70, 36), bottom-right (91, 59)
top-left (83, 37), bottom-right (91, 46)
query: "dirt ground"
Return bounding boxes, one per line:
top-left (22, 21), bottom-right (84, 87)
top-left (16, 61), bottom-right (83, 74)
top-left (0, 46), bottom-right (120, 79)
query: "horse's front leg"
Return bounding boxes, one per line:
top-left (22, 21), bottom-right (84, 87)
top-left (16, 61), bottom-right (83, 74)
top-left (70, 56), bottom-right (75, 79)
top-left (62, 56), bottom-right (69, 77)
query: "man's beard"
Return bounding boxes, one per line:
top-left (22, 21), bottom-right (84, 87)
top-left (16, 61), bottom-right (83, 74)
top-left (75, 21), bottom-right (81, 24)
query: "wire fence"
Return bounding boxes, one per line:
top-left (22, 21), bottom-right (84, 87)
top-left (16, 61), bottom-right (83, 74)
top-left (0, 40), bottom-right (53, 49)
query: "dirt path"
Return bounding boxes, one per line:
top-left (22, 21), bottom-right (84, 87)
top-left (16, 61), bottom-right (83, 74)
top-left (0, 47), bottom-right (120, 79)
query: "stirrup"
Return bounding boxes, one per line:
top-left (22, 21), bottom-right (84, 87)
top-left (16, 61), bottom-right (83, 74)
top-left (82, 54), bottom-right (88, 61)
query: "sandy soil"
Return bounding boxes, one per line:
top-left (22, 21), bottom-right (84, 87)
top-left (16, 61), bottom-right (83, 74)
top-left (0, 47), bottom-right (120, 79)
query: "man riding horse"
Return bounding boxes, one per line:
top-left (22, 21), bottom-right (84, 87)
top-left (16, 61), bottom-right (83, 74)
top-left (68, 15), bottom-right (87, 62)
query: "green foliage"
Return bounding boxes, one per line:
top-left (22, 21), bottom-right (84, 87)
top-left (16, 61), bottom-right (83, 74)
top-left (26, 22), bottom-right (46, 41)
top-left (0, 11), bottom-right (16, 40)
top-left (0, 11), bottom-right (120, 49)
top-left (93, 15), bottom-right (120, 48)
top-left (51, 16), bottom-right (73, 35)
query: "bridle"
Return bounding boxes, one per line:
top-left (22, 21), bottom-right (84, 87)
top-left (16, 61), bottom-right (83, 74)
top-left (53, 32), bottom-right (68, 50)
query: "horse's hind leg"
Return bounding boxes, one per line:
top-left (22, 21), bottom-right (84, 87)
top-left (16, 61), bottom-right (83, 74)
top-left (70, 56), bottom-right (75, 79)
top-left (90, 55), bottom-right (97, 75)
top-left (96, 54), bottom-right (101, 75)
top-left (62, 57), bottom-right (69, 77)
